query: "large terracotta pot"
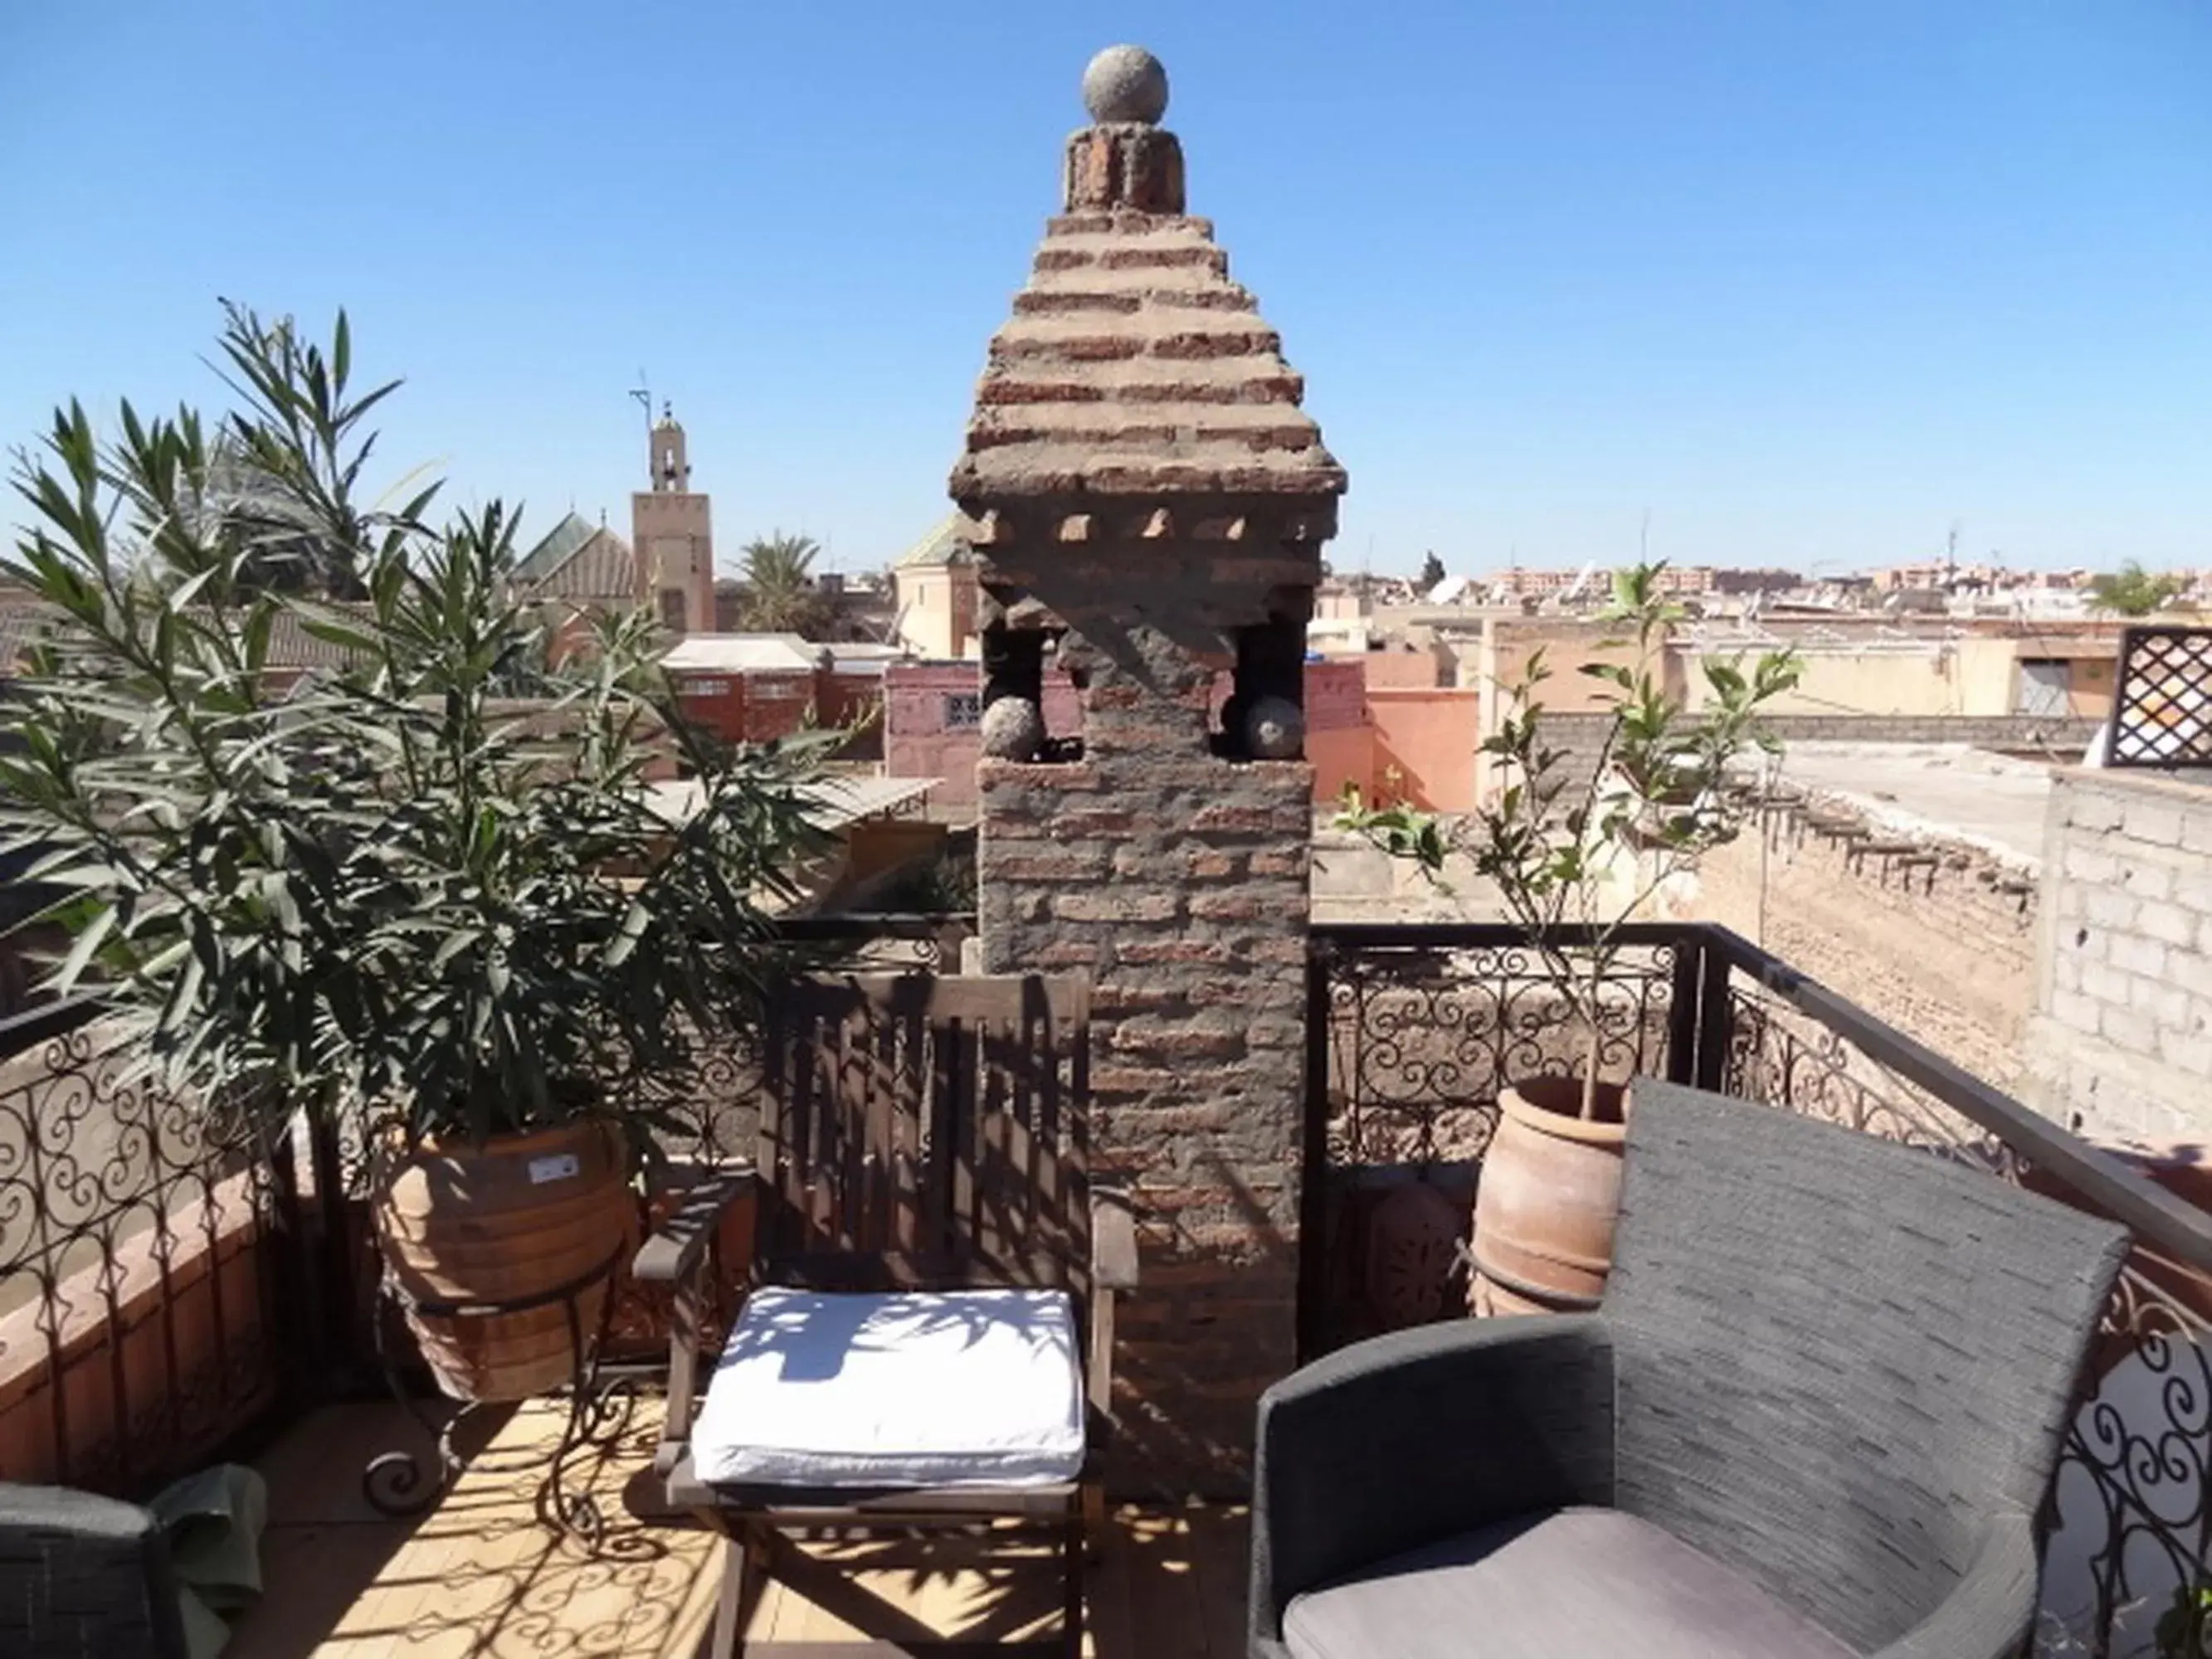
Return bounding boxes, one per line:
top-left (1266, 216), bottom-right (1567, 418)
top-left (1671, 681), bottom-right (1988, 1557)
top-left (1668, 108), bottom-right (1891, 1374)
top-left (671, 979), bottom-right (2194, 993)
top-left (372, 1120), bottom-right (634, 1402)
top-left (1469, 1078), bottom-right (1630, 1316)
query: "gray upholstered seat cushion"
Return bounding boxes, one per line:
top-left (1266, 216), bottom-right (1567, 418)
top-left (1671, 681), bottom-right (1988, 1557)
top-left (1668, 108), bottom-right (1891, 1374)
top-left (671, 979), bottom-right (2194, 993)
top-left (1282, 1506), bottom-right (1859, 1659)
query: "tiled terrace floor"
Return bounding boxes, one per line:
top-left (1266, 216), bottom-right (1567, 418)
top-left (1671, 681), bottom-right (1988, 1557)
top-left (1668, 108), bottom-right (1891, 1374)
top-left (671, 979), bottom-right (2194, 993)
top-left (227, 1399), bottom-right (1247, 1657)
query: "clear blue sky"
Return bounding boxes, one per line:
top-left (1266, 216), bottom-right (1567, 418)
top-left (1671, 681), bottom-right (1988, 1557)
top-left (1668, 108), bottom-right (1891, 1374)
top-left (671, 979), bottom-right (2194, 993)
top-left (3, 2), bottom-right (2207, 578)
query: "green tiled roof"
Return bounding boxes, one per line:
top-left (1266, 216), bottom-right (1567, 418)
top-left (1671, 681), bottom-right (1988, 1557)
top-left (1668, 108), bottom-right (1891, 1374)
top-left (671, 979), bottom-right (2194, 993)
top-left (894, 513), bottom-right (978, 571)
top-left (516, 513), bottom-right (602, 584)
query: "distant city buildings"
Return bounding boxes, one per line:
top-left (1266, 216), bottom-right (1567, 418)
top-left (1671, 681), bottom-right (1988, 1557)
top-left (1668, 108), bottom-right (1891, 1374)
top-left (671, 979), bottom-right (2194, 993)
top-left (1327, 554), bottom-right (2209, 623)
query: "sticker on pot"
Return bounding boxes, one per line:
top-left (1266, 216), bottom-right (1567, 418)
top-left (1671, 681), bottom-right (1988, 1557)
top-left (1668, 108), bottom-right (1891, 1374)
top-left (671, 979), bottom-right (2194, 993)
top-left (529, 1153), bottom-right (582, 1185)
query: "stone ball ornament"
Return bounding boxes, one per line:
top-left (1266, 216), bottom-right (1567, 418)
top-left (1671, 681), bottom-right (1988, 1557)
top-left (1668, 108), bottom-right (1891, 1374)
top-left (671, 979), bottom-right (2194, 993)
top-left (980, 695), bottom-right (1045, 761)
top-left (1244, 696), bottom-right (1306, 761)
top-left (1082, 45), bottom-right (1169, 125)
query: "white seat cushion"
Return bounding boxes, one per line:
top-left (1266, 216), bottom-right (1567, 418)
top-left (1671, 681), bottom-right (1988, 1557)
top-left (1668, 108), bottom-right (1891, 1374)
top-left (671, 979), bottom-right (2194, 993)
top-left (690, 1287), bottom-right (1087, 1489)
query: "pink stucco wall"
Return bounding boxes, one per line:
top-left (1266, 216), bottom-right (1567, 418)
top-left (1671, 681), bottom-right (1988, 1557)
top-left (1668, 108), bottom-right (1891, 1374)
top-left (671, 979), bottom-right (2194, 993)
top-left (1362, 647), bottom-right (1443, 689)
top-left (1367, 688), bottom-right (1481, 811)
top-left (884, 662), bottom-right (1080, 810)
top-left (885, 657), bottom-right (1392, 813)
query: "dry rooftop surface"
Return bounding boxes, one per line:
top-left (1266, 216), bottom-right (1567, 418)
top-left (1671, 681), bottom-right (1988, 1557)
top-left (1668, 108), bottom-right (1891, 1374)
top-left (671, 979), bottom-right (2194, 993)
top-left (1775, 742), bottom-right (2063, 864)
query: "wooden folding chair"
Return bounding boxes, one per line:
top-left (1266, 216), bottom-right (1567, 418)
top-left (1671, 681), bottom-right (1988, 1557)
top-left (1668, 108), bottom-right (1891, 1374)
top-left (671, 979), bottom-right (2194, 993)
top-left (638, 972), bottom-right (1133, 1657)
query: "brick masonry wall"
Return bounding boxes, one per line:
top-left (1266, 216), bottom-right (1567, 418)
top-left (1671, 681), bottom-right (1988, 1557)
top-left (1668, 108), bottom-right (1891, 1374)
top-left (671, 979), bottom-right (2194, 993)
top-left (2026, 770), bottom-right (2212, 1140)
top-left (1686, 804), bottom-right (2040, 1091)
top-left (978, 743), bottom-right (1309, 1499)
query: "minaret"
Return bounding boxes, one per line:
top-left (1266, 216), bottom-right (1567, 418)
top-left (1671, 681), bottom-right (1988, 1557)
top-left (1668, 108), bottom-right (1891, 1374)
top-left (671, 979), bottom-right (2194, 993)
top-left (952, 46), bottom-right (1345, 1495)
top-left (631, 401), bottom-right (716, 635)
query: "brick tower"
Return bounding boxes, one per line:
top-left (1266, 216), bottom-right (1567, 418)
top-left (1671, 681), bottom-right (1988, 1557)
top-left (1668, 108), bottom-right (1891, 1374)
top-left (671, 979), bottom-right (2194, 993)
top-left (950, 46), bottom-right (1346, 1494)
top-left (631, 402), bottom-right (716, 636)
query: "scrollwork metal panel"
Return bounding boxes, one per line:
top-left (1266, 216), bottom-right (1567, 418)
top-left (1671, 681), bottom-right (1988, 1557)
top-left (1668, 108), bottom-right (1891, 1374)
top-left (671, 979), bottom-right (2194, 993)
top-left (0, 1005), bottom-right (291, 1494)
top-left (1308, 935), bottom-right (1677, 1350)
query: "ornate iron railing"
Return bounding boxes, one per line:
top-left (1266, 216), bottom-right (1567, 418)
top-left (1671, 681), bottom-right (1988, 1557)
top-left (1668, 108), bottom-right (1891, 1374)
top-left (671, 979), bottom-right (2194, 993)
top-left (0, 995), bottom-right (305, 1494)
top-left (1306, 921), bottom-right (2212, 1659)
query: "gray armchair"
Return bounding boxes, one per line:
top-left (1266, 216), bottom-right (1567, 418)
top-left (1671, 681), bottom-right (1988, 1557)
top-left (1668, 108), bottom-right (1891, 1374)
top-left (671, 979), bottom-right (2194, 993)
top-left (1252, 1079), bottom-right (2132, 1659)
top-left (0, 1482), bottom-right (191, 1658)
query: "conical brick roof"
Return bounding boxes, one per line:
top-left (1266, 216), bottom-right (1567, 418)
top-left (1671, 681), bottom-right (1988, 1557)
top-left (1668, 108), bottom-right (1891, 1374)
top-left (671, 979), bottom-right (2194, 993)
top-left (950, 66), bottom-right (1344, 516)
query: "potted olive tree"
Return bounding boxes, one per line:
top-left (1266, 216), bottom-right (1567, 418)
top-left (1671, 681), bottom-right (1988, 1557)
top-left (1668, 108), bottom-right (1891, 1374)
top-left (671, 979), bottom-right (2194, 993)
top-left (1342, 566), bottom-right (1799, 1314)
top-left (0, 305), bottom-right (831, 1399)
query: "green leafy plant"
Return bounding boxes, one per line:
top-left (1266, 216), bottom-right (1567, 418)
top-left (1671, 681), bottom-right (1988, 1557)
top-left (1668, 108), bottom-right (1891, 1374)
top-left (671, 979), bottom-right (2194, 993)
top-left (0, 304), bottom-right (835, 1163)
top-left (737, 530), bottom-right (829, 634)
top-left (2087, 560), bottom-right (2189, 619)
top-left (2159, 1581), bottom-right (2212, 1657)
top-left (1342, 563), bottom-right (1801, 1117)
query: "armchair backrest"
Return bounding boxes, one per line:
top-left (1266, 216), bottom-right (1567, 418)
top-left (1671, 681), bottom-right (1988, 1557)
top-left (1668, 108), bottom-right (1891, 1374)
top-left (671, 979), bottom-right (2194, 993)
top-left (1605, 1080), bottom-right (2129, 1654)
top-left (758, 972), bottom-right (1092, 1295)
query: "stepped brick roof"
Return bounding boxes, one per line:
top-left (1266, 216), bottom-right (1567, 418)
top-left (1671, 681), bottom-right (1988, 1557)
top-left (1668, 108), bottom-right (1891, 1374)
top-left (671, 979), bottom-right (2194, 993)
top-left (950, 66), bottom-right (1343, 513)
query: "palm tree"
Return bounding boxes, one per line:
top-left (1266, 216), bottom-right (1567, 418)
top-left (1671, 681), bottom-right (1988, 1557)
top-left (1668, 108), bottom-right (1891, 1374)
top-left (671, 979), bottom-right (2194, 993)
top-left (737, 531), bottom-right (826, 633)
top-left (2087, 560), bottom-right (2188, 618)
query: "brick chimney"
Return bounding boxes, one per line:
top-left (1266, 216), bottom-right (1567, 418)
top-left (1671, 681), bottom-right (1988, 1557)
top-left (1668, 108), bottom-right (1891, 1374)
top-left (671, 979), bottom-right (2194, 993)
top-left (949, 46), bottom-right (1345, 1496)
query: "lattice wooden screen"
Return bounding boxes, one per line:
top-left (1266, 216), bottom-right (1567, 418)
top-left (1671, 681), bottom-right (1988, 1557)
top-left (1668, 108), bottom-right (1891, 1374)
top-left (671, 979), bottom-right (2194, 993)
top-left (2109, 627), bottom-right (2212, 769)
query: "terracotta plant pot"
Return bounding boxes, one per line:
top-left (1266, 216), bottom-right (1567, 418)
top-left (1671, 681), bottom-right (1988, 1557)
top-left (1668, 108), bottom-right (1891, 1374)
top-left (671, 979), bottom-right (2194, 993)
top-left (372, 1120), bottom-right (635, 1402)
top-left (1469, 1078), bottom-right (1630, 1316)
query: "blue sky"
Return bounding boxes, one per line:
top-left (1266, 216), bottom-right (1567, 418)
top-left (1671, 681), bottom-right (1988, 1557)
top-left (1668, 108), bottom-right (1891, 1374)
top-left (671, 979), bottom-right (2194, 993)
top-left (3, 2), bottom-right (2207, 577)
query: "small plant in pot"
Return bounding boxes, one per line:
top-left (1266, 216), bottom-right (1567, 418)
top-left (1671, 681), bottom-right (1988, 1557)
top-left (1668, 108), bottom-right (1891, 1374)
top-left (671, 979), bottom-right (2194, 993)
top-left (0, 305), bottom-right (834, 1400)
top-left (1342, 564), bottom-right (1799, 1315)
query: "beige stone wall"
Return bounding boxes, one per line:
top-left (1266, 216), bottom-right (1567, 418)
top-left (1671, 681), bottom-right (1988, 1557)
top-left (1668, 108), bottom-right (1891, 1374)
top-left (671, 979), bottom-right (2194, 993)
top-left (2025, 770), bottom-right (2212, 1141)
top-left (631, 490), bottom-right (714, 636)
top-left (893, 563), bottom-right (978, 660)
top-left (1675, 632), bottom-right (2118, 722)
top-left (1683, 807), bottom-right (2040, 1092)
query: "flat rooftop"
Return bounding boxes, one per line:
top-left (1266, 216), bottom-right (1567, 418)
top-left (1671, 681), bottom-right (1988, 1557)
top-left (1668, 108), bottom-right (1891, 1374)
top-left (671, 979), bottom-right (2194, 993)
top-left (1771, 742), bottom-right (2063, 865)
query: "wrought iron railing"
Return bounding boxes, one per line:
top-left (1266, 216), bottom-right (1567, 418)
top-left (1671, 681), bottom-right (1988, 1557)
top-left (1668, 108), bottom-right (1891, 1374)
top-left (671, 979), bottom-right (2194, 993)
top-left (0, 995), bottom-right (305, 1494)
top-left (1306, 921), bottom-right (2212, 1659)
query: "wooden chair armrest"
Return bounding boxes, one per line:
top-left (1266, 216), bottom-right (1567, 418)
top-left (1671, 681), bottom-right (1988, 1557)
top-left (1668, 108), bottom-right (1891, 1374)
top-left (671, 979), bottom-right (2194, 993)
top-left (1089, 1186), bottom-right (1139, 1292)
top-left (1085, 1186), bottom-right (1138, 1423)
top-left (643, 1163), bottom-right (754, 1478)
top-left (635, 1164), bottom-right (756, 1286)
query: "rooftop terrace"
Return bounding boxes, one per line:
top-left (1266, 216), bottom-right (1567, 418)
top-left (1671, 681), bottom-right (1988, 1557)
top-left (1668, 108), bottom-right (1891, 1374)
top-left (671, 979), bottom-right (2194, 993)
top-left (7, 43), bottom-right (2212, 1659)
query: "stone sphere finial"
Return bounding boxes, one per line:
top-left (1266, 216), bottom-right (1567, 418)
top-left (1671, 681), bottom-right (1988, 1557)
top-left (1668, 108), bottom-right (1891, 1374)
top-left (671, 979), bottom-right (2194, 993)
top-left (1245, 696), bottom-right (1306, 761)
top-left (980, 695), bottom-right (1045, 762)
top-left (1082, 45), bottom-right (1169, 125)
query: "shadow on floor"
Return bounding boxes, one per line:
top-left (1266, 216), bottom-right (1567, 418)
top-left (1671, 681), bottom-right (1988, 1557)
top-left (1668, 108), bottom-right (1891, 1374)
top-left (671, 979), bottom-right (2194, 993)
top-left (230, 1399), bottom-right (1250, 1658)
